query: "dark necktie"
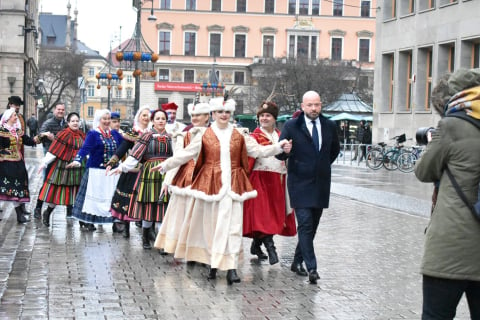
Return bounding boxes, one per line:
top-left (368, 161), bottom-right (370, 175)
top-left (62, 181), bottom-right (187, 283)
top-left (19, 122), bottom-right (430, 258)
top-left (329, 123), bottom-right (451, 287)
top-left (311, 120), bottom-right (319, 151)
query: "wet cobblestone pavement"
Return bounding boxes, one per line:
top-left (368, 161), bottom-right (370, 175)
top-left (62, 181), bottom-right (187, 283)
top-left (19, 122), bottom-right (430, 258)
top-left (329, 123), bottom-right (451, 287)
top-left (0, 148), bottom-right (469, 319)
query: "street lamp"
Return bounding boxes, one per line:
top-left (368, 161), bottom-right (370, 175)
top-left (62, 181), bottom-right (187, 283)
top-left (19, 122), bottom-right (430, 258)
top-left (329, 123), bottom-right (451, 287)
top-left (116, 0), bottom-right (158, 115)
top-left (96, 41), bottom-right (122, 110)
top-left (199, 58), bottom-right (225, 98)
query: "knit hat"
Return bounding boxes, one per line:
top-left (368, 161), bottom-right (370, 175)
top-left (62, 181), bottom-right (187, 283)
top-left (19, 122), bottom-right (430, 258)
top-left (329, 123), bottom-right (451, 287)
top-left (209, 97), bottom-right (235, 112)
top-left (257, 101), bottom-right (279, 119)
top-left (190, 102), bottom-right (211, 115)
top-left (447, 68), bottom-right (480, 95)
top-left (161, 102), bottom-right (179, 111)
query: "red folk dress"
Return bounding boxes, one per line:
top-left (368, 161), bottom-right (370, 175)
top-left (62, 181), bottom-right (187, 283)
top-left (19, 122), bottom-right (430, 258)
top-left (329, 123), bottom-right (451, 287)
top-left (243, 127), bottom-right (297, 238)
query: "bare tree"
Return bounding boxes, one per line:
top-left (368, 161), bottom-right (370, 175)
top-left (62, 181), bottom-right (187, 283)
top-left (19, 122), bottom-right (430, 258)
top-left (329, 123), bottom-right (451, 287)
top-left (252, 58), bottom-right (367, 114)
top-left (37, 50), bottom-right (85, 123)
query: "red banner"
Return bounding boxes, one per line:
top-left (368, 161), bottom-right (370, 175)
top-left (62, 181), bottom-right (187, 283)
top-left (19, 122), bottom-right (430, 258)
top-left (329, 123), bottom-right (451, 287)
top-left (154, 82), bottom-right (201, 92)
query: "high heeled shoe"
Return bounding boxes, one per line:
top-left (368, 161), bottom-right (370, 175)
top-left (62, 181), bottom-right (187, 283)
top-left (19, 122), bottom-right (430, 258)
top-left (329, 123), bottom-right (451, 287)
top-left (226, 269), bottom-right (241, 285)
top-left (207, 267), bottom-right (217, 280)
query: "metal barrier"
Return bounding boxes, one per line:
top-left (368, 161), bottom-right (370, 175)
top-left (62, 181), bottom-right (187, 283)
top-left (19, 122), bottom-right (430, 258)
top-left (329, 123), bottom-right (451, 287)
top-left (336, 143), bottom-right (372, 166)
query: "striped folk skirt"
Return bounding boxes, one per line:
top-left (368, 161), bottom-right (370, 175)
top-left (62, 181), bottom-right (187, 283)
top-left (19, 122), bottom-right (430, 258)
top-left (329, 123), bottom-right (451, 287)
top-left (38, 158), bottom-right (83, 205)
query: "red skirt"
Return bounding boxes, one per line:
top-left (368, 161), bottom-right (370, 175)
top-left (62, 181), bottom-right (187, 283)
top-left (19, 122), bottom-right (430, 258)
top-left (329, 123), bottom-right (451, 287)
top-left (243, 171), bottom-right (296, 237)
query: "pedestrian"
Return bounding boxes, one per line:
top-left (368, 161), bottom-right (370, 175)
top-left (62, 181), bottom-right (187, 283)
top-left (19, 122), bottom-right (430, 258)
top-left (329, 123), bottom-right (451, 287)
top-left (107, 106), bottom-right (151, 237)
top-left (414, 68), bottom-right (480, 319)
top-left (110, 111), bottom-right (123, 133)
top-left (66, 109), bottom-right (123, 231)
top-left (277, 90), bottom-right (340, 284)
top-left (109, 109), bottom-right (173, 249)
top-left (33, 102), bottom-right (66, 219)
top-left (243, 100), bottom-right (297, 265)
top-left (36, 112), bottom-right (86, 227)
top-left (0, 108), bottom-right (40, 223)
top-left (163, 102), bottom-right (186, 134)
top-left (352, 120), bottom-right (365, 161)
top-left (150, 97), bottom-right (291, 285)
top-left (153, 102), bottom-right (211, 255)
top-left (27, 113), bottom-right (38, 137)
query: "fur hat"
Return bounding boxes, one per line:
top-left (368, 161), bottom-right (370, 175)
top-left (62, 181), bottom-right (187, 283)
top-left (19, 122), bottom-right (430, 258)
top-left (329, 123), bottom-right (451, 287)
top-left (257, 101), bottom-right (279, 119)
top-left (190, 102), bottom-right (211, 115)
top-left (209, 97), bottom-right (235, 112)
top-left (8, 96), bottom-right (23, 106)
top-left (161, 102), bottom-right (179, 111)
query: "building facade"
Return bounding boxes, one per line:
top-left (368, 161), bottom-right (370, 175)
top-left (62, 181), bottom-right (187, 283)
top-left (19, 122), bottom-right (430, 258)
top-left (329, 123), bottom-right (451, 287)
top-left (373, 0), bottom-right (480, 143)
top-left (138, 0), bottom-right (376, 121)
top-left (0, 0), bottom-right (39, 117)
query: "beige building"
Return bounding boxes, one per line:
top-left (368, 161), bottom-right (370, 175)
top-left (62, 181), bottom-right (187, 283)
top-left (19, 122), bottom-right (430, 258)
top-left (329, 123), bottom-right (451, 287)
top-left (136, 0), bottom-right (376, 122)
top-left (0, 0), bottom-right (39, 117)
top-left (373, 0), bottom-right (480, 144)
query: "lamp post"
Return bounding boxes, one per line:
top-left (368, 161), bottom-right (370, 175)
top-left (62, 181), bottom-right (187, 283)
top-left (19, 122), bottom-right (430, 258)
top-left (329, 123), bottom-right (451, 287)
top-left (115, 0), bottom-right (158, 115)
top-left (96, 41), bottom-right (122, 110)
top-left (199, 58), bottom-right (225, 98)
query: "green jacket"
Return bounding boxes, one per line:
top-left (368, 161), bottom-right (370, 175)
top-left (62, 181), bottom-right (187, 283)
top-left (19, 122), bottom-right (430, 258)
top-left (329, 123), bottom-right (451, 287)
top-left (415, 116), bottom-right (480, 281)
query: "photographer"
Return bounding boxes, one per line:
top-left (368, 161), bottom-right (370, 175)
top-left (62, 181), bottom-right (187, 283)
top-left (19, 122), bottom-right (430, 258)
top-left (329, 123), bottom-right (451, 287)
top-left (415, 68), bottom-right (480, 319)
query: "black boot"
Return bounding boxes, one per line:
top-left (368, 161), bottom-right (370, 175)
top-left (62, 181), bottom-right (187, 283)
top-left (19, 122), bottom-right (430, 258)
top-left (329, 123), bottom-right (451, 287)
top-left (21, 203), bottom-right (31, 215)
top-left (207, 267), bottom-right (217, 280)
top-left (147, 222), bottom-right (157, 241)
top-left (34, 201), bottom-right (43, 219)
top-left (66, 206), bottom-right (73, 218)
top-left (135, 221), bottom-right (142, 228)
top-left (42, 206), bottom-right (55, 227)
top-left (263, 235), bottom-right (279, 265)
top-left (15, 206), bottom-right (29, 224)
top-left (122, 222), bottom-right (130, 238)
top-left (142, 228), bottom-right (152, 249)
top-left (226, 269), bottom-right (241, 285)
top-left (250, 238), bottom-right (268, 260)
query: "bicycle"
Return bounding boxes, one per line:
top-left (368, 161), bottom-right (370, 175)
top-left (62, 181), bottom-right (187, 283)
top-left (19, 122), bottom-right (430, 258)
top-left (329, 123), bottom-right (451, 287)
top-left (366, 142), bottom-right (387, 170)
top-left (383, 134), bottom-right (408, 171)
top-left (396, 145), bottom-right (425, 173)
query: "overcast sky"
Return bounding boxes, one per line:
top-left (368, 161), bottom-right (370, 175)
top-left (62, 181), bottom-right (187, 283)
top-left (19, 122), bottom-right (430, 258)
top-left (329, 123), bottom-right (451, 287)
top-left (39, 0), bottom-right (136, 56)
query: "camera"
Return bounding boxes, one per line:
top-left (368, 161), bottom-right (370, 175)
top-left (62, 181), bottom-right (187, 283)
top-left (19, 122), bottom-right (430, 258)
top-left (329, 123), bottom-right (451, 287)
top-left (416, 127), bottom-right (435, 145)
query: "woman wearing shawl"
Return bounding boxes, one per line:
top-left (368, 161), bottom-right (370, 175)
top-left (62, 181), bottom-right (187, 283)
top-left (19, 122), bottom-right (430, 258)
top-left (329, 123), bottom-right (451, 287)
top-left (154, 102), bottom-right (211, 255)
top-left (0, 109), bottom-right (40, 223)
top-left (415, 68), bottom-right (480, 319)
top-left (37, 112), bottom-right (85, 227)
top-left (150, 97), bottom-right (291, 285)
top-left (107, 106), bottom-right (151, 238)
top-left (243, 101), bottom-right (297, 265)
top-left (66, 109), bottom-right (123, 231)
top-left (110, 109), bottom-right (173, 249)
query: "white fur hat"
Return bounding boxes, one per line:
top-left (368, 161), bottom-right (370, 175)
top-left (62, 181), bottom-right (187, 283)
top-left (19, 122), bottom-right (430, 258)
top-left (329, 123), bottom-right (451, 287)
top-left (190, 102), bottom-right (211, 115)
top-left (209, 97), bottom-right (235, 112)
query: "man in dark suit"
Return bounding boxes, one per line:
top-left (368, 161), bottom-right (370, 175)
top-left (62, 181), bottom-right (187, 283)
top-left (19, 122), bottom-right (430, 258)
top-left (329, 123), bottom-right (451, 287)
top-left (277, 90), bottom-right (340, 284)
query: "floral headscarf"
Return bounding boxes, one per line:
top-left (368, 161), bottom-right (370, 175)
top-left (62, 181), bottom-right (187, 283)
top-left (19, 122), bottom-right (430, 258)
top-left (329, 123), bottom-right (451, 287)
top-left (444, 85), bottom-right (480, 119)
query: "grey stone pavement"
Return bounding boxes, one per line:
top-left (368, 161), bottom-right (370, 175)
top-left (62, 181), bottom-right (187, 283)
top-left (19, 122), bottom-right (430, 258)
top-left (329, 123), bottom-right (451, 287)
top-left (0, 147), bottom-right (471, 319)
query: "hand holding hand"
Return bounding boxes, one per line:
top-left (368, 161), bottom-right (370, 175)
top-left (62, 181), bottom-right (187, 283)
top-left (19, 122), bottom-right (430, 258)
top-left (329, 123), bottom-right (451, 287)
top-left (66, 161), bottom-right (80, 169)
top-left (280, 139), bottom-right (292, 153)
top-left (37, 163), bottom-right (46, 174)
top-left (107, 167), bottom-right (122, 176)
top-left (151, 164), bottom-right (163, 172)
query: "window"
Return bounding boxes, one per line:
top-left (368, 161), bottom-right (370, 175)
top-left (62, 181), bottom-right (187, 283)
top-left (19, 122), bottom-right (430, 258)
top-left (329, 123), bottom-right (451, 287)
top-left (184, 69), bottom-right (195, 83)
top-left (235, 34), bottom-right (246, 58)
top-left (237, 0), bottom-right (246, 12)
top-left (159, 31), bottom-right (171, 55)
top-left (288, 0), bottom-right (296, 14)
top-left (419, 0), bottom-right (435, 10)
top-left (359, 39), bottom-right (370, 62)
top-left (159, 69), bottom-right (170, 81)
top-left (383, 0), bottom-right (396, 20)
top-left (212, 0), bottom-right (221, 11)
top-left (127, 75), bottom-right (133, 84)
top-left (210, 33), bottom-right (221, 57)
top-left (416, 47), bottom-right (433, 111)
top-left (398, 50), bottom-right (413, 111)
top-left (115, 88), bottom-right (121, 99)
top-left (361, 1), bottom-right (370, 17)
top-left (460, 38), bottom-right (480, 69)
top-left (474, 43), bottom-right (480, 68)
top-left (234, 71), bottom-right (245, 85)
top-left (87, 106), bottom-right (94, 117)
top-left (312, 0), bottom-right (320, 15)
top-left (160, 0), bottom-right (170, 9)
top-left (235, 100), bottom-right (244, 114)
top-left (400, 0), bottom-right (415, 15)
top-left (186, 0), bottom-right (196, 10)
top-left (209, 69), bottom-right (220, 83)
top-left (87, 84), bottom-right (95, 97)
top-left (88, 67), bottom-right (95, 76)
top-left (263, 35), bottom-right (274, 58)
top-left (331, 38), bottom-right (342, 61)
top-left (380, 53), bottom-right (395, 112)
top-left (184, 98), bottom-right (193, 122)
top-left (299, 0), bottom-right (309, 15)
top-left (158, 98), bottom-right (168, 107)
top-left (265, 0), bottom-right (274, 13)
top-left (126, 88), bottom-right (133, 99)
top-left (333, 0), bottom-right (343, 16)
top-left (184, 32), bottom-right (196, 56)
top-left (288, 34), bottom-right (318, 60)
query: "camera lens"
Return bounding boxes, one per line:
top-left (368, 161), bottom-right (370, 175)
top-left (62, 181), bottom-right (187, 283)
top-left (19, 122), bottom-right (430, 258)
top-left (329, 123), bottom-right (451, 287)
top-left (416, 127), bottom-right (435, 145)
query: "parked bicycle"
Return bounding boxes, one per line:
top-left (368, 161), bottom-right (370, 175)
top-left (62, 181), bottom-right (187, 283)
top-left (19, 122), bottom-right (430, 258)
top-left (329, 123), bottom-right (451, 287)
top-left (366, 134), bottom-right (413, 171)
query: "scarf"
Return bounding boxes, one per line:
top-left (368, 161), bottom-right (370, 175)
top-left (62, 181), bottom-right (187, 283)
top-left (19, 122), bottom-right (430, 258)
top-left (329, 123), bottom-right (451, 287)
top-left (444, 85), bottom-right (480, 119)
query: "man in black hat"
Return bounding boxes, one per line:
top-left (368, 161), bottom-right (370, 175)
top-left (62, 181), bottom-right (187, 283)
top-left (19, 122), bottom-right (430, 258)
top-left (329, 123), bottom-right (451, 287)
top-left (7, 96), bottom-right (26, 133)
